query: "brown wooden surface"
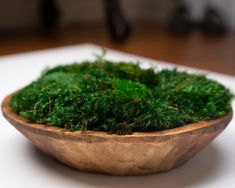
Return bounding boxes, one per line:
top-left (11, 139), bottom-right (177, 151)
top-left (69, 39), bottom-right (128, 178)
top-left (0, 25), bottom-right (235, 76)
top-left (2, 94), bottom-right (233, 175)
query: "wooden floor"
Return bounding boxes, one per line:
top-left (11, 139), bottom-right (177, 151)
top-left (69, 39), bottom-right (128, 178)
top-left (0, 26), bottom-right (235, 76)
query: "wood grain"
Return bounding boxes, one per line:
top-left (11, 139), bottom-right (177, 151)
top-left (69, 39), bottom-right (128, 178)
top-left (1, 94), bottom-right (233, 175)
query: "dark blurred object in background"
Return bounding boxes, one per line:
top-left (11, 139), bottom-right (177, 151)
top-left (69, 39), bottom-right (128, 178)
top-left (39, 0), bottom-right (61, 30)
top-left (104, 0), bottom-right (132, 43)
top-left (167, 1), bottom-right (192, 36)
top-left (167, 1), bottom-right (227, 37)
top-left (201, 6), bottom-right (226, 36)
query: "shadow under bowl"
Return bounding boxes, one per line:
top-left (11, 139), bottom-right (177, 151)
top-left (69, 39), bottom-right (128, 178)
top-left (1, 94), bottom-right (233, 176)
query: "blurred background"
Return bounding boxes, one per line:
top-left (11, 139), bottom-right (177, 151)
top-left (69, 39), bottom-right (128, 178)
top-left (0, 0), bottom-right (235, 75)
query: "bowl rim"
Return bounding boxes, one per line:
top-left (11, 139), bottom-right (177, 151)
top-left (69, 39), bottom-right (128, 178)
top-left (1, 94), bottom-right (233, 142)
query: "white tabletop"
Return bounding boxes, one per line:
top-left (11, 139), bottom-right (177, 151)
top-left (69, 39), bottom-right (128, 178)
top-left (0, 44), bottom-right (234, 188)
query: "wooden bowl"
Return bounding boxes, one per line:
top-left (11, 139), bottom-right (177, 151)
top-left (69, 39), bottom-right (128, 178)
top-left (1, 94), bottom-right (233, 176)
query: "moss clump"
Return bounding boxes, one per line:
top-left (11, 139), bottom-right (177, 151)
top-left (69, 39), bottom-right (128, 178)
top-left (9, 59), bottom-right (233, 134)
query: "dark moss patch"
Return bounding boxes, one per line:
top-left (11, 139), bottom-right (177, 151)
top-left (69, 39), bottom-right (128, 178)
top-left (9, 59), bottom-right (233, 134)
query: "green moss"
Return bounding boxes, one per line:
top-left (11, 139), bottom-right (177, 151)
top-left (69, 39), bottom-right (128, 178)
top-left (9, 59), bottom-right (233, 134)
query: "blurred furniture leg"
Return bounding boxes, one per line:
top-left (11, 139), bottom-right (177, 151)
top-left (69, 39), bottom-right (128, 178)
top-left (167, 0), bottom-right (192, 35)
top-left (201, 6), bottom-right (226, 36)
top-left (104, 0), bottom-right (132, 43)
top-left (39, 0), bottom-right (60, 30)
